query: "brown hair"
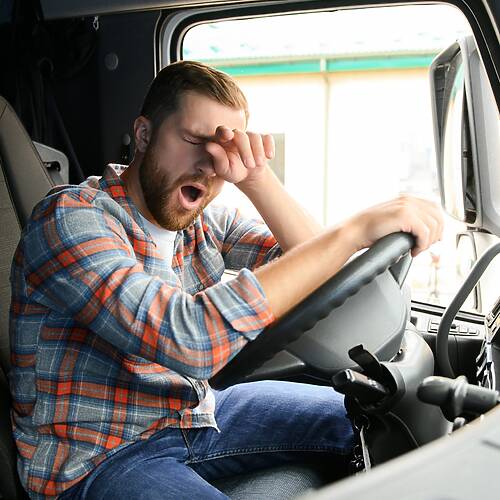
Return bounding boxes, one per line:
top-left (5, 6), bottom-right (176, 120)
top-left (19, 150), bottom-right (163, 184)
top-left (140, 60), bottom-right (248, 133)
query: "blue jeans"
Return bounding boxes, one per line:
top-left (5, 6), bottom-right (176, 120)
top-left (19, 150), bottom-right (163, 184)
top-left (60, 381), bottom-right (355, 499)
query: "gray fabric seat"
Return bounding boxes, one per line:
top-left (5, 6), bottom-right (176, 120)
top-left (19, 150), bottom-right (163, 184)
top-left (213, 464), bottom-right (328, 499)
top-left (0, 94), bottom-right (52, 499)
top-left (0, 95), bottom-right (332, 499)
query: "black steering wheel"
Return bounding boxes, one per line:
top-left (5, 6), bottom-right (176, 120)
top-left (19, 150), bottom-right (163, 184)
top-left (211, 232), bottom-right (415, 389)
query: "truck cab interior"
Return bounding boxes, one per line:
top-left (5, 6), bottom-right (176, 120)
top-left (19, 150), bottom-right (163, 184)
top-left (0, 0), bottom-right (499, 499)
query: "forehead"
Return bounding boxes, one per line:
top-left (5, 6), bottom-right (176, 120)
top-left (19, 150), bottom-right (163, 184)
top-left (173, 90), bottom-right (247, 134)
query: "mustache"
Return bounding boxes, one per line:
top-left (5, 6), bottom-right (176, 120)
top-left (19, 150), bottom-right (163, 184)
top-left (171, 172), bottom-right (214, 191)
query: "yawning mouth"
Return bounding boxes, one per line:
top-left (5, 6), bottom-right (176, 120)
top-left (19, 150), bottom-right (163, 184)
top-left (181, 185), bottom-right (202, 202)
top-left (178, 182), bottom-right (207, 210)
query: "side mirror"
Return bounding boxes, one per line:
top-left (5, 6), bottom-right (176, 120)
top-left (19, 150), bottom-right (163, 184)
top-left (430, 36), bottom-right (500, 234)
top-left (430, 38), bottom-right (479, 225)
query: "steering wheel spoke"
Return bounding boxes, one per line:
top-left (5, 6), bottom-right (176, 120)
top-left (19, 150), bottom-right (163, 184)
top-left (211, 232), bottom-right (415, 390)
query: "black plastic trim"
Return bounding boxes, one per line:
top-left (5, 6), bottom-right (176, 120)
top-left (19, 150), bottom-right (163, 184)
top-left (411, 300), bottom-right (485, 325)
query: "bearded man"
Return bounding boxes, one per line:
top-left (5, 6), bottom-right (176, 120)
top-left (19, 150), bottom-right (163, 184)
top-left (9, 61), bottom-right (443, 499)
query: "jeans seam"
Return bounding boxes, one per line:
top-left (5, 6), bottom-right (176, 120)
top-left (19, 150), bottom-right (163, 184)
top-left (186, 444), bottom-right (350, 464)
top-left (180, 428), bottom-right (196, 461)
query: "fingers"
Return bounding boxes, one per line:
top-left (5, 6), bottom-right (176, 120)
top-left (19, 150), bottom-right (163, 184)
top-left (408, 215), bottom-right (432, 257)
top-left (231, 130), bottom-right (256, 168)
top-left (395, 195), bottom-right (443, 257)
top-left (262, 134), bottom-right (275, 160)
top-left (356, 195), bottom-right (444, 256)
top-left (213, 125), bottom-right (234, 144)
top-left (213, 126), bottom-right (274, 168)
top-left (204, 141), bottom-right (231, 178)
top-left (415, 197), bottom-right (444, 243)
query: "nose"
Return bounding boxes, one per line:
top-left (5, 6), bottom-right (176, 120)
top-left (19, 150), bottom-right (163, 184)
top-left (196, 159), bottom-right (216, 177)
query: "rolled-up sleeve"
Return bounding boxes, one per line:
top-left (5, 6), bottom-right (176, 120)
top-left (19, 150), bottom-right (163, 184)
top-left (208, 206), bottom-right (282, 271)
top-left (22, 191), bottom-right (275, 380)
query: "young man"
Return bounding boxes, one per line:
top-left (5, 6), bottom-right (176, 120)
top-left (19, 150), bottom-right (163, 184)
top-left (10, 61), bottom-right (443, 499)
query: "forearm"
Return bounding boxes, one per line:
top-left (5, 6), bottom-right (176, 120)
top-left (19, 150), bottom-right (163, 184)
top-left (254, 222), bottom-right (357, 319)
top-left (254, 192), bottom-right (445, 320)
top-left (238, 167), bottom-right (323, 252)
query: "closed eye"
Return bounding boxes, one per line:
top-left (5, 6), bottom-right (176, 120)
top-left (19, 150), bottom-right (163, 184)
top-left (184, 137), bottom-right (204, 146)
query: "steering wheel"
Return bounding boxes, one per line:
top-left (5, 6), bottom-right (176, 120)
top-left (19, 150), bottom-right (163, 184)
top-left (211, 232), bottom-right (415, 389)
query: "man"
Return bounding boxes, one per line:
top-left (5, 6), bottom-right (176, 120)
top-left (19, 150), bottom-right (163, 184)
top-left (10, 61), bottom-right (443, 499)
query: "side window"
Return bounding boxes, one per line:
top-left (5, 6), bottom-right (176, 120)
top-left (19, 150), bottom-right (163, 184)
top-left (178, 5), bottom-right (474, 310)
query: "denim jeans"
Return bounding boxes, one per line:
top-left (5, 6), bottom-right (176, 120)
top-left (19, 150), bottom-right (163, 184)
top-left (59, 381), bottom-right (355, 499)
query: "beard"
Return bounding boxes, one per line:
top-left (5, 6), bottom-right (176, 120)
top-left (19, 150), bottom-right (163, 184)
top-left (139, 144), bottom-right (214, 231)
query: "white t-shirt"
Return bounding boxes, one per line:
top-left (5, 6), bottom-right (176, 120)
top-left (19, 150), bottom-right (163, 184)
top-left (138, 212), bottom-right (216, 416)
top-left (139, 214), bottom-right (177, 266)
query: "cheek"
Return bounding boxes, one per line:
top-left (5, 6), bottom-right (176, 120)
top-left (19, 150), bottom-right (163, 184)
top-left (156, 138), bottom-right (192, 175)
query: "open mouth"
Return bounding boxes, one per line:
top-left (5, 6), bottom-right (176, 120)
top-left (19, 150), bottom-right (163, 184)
top-left (178, 183), bottom-right (207, 210)
top-left (181, 185), bottom-right (202, 203)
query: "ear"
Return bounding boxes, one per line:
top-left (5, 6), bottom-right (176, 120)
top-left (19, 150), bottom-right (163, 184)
top-left (134, 116), bottom-right (152, 153)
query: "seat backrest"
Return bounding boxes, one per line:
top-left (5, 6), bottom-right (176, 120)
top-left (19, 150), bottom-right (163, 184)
top-left (0, 96), bottom-right (55, 229)
top-left (0, 96), bottom-right (56, 499)
top-left (0, 158), bottom-right (21, 376)
top-left (0, 96), bottom-right (57, 375)
top-left (0, 367), bottom-right (27, 499)
top-left (0, 188), bottom-right (29, 497)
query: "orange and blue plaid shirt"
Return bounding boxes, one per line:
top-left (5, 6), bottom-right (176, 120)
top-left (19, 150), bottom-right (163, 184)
top-left (9, 165), bottom-right (280, 499)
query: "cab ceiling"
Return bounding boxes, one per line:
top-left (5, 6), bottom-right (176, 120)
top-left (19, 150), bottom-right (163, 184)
top-left (41, 0), bottom-right (258, 19)
top-left (39, 0), bottom-right (499, 23)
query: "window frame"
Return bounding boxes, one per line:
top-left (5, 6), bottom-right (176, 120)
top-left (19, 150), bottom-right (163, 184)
top-left (156, 0), bottom-right (499, 116)
top-left (155, 0), bottom-right (499, 313)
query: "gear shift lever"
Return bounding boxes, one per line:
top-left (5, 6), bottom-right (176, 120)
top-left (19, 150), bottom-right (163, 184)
top-left (417, 375), bottom-right (500, 421)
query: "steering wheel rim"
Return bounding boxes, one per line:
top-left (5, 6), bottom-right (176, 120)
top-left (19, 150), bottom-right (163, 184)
top-left (211, 232), bottom-right (415, 389)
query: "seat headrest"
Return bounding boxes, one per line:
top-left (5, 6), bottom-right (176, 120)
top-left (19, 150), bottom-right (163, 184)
top-left (0, 96), bottom-right (55, 228)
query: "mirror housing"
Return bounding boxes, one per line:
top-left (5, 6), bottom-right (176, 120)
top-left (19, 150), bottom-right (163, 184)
top-left (430, 36), bottom-right (500, 235)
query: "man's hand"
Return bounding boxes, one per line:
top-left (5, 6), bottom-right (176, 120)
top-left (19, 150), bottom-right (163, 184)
top-left (204, 126), bottom-right (275, 185)
top-left (205, 125), bottom-right (322, 252)
top-left (255, 194), bottom-right (443, 319)
top-left (345, 195), bottom-right (444, 257)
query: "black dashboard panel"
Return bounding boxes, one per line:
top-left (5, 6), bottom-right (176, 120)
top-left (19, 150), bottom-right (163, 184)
top-left (411, 306), bottom-right (484, 382)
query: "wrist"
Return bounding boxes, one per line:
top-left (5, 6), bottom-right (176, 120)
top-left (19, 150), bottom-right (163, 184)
top-left (334, 216), bottom-right (367, 255)
top-left (234, 165), bottom-right (279, 196)
top-left (236, 165), bottom-right (277, 197)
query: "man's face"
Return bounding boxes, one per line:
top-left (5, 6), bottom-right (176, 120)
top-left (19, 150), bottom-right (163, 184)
top-left (139, 91), bottom-right (246, 231)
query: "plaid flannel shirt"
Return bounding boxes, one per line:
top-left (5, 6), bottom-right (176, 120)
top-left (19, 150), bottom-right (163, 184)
top-left (9, 165), bottom-right (280, 499)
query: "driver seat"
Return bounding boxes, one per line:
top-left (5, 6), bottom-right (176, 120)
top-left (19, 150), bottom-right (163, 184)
top-left (0, 95), bottom-right (333, 499)
top-left (0, 94), bottom-right (52, 499)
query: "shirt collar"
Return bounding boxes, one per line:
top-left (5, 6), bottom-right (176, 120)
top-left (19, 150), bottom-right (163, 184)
top-left (96, 164), bottom-right (199, 235)
top-left (97, 164), bottom-right (154, 234)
